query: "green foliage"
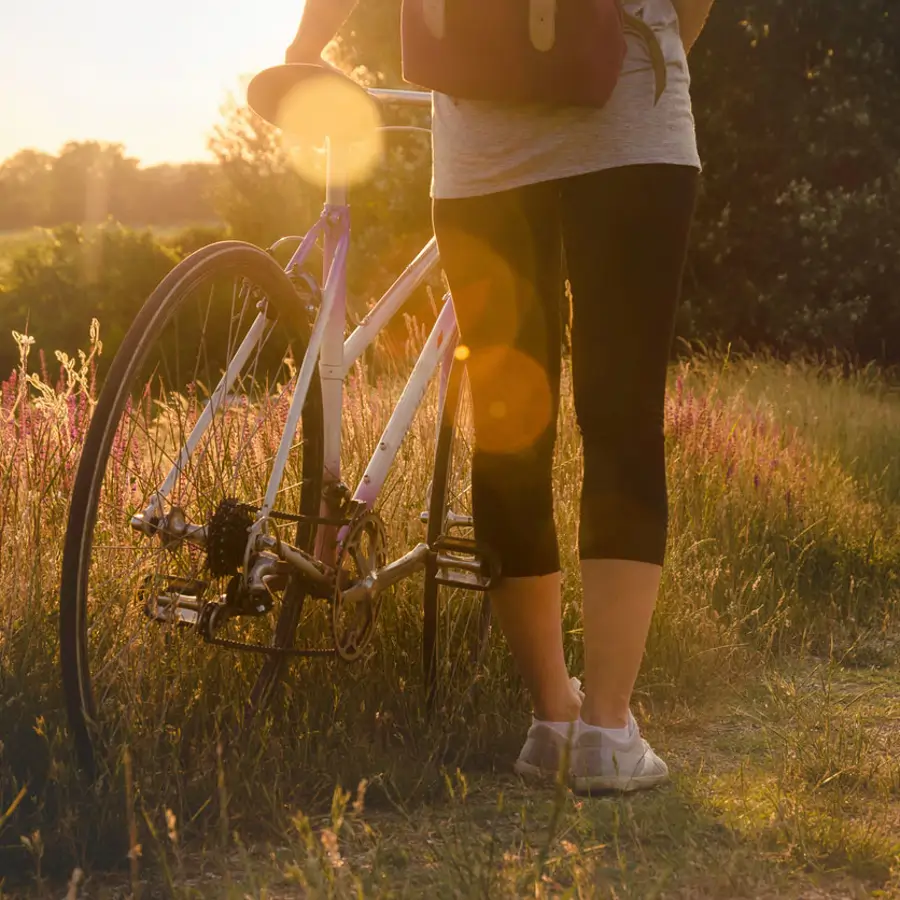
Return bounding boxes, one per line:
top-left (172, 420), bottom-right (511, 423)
top-left (208, 98), bottom-right (320, 250)
top-left (682, 0), bottom-right (900, 361)
top-left (681, 169), bottom-right (900, 360)
top-left (0, 222), bottom-right (179, 376)
top-left (3, 0), bottom-right (900, 373)
top-left (158, 222), bottom-right (229, 258)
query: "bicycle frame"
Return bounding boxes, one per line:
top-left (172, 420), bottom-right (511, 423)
top-left (134, 88), bottom-right (458, 590)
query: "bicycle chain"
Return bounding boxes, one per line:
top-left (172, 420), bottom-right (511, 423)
top-left (202, 632), bottom-right (335, 657)
top-left (213, 502), bottom-right (353, 529)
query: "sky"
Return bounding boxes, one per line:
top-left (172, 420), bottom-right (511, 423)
top-left (1, 0), bottom-right (307, 166)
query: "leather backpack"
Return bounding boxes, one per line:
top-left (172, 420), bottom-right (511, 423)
top-left (401, 0), bottom-right (667, 107)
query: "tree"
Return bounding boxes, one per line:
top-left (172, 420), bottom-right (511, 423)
top-left (3, 0), bottom-right (899, 366)
top-left (208, 95), bottom-right (320, 250)
top-left (0, 223), bottom-right (179, 377)
top-left (681, 0), bottom-right (900, 360)
top-left (0, 144), bottom-right (220, 231)
top-left (333, 0), bottom-right (404, 84)
top-left (0, 150), bottom-right (54, 229)
top-left (46, 142), bottom-right (142, 226)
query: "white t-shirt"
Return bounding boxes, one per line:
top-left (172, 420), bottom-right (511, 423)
top-left (431, 0), bottom-right (701, 199)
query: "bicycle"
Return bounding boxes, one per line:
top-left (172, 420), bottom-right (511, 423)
top-left (59, 64), bottom-right (498, 778)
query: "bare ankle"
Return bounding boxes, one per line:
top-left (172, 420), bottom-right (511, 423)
top-left (534, 690), bottom-right (582, 723)
top-left (580, 700), bottom-right (630, 729)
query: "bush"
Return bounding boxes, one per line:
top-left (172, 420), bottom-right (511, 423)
top-left (680, 168), bottom-right (900, 361)
top-left (0, 222), bottom-right (179, 377)
top-left (159, 223), bottom-right (229, 258)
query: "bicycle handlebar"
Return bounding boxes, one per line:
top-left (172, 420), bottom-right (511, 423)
top-left (368, 88), bottom-right (432, 108)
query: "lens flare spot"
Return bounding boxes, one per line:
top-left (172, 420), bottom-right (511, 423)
top-left (445, 235), bottom-right (523, 347)
top-left (468, 348), bottom-right (553, 455)
top-left (454, 344), bottom-right (471, 361)
top-left (276, 76), bottom-right (383, 187)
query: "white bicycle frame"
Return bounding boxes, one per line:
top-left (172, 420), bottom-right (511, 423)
top-left (134, 88), bottom-right (458, 585)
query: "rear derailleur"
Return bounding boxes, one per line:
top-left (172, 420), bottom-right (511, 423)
top-left (197, 571), bottom-right (273, 639)
top-left (195, 498), bottom-right (293, 638)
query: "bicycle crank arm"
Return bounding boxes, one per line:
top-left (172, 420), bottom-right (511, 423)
top-left (339, 542), bottom-right (431, 606)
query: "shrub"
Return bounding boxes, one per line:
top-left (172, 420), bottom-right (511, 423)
top-left (159, 223), bottom-right (229, 258)
top-left (681, 169), bottom-right (900, 363)
top-left (0, 222), bottom-right (178, 377)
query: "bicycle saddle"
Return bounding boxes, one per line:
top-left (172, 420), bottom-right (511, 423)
top-left (247, 64), bottom-right (382, 144)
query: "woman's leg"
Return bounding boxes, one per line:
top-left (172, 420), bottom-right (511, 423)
top-left (433, 184), bottom-right (580, 724)
top-left (490, 573), bottom-right (580, 722)
top-left (560, 165), bottom-right (698, 731)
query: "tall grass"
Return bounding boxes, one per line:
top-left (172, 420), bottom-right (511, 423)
top-left (0, 326), bottom-right (898, 878)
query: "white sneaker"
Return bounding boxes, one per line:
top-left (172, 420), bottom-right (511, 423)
top-left (570, 716), bottom-right (669, 794)
top-left (512, 678), bottom-right (584, 781)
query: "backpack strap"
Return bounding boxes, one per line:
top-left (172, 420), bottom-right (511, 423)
top-left (622, 12), bottom-right (668, 104)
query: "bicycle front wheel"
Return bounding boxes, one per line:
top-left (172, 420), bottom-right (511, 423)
top-left (59, 241), bottom-right (324, 778)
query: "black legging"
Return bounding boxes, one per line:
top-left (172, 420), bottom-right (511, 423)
top-left (432, 164), bottom-right (698, 577)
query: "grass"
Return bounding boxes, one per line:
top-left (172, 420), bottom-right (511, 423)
top-left (0, 327), bottom-right (898, 897)
top-left (15, 661), bottom-right (896, 898)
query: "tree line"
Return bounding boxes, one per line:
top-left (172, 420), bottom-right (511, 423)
top-left (0, 142), bottom-right (219, 230)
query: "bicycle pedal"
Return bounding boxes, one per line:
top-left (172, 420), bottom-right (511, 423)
top-left (142, 576), bottom-right (208, 626)
top-left (432, 535), bottom-right (479, 555)
top-left (434, 569), bottom-right (492, 591)
top-left (431, 536), bottom-right (501, 591)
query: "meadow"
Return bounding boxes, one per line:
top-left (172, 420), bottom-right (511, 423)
top-left (0, 303), bottom-right (898, 898)
top-left (2, 0), bottom-right (899, 890)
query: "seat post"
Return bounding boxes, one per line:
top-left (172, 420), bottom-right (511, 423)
top-left (324, 136), bottom-right (349, 209)
top-left (320, 135), bottom-right (349, 495)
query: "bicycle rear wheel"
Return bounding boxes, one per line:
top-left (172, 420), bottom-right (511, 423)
top-left (59, 241), bottom-right (324, 778)
top-left (422, 356), bottom-right (492, 708)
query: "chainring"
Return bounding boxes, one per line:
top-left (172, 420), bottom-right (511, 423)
top-left (332, 510), bottom-right (388, 662)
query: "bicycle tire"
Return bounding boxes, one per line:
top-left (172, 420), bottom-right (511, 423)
top-left (59, 241), bottom-right (325, 778)
top-left (422, 356), bottom-right (491, 706)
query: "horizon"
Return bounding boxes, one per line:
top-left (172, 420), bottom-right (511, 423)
top-left (2, 0), bottom-right (307, 166)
